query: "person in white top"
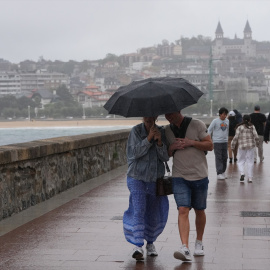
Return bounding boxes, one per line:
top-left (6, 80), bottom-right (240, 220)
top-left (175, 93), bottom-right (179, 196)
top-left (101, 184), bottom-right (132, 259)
top-left (208, 107), bottom-right (229, 180)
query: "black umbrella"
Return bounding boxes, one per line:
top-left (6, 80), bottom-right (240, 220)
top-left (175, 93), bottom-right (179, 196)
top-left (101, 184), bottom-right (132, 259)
top-left (104, 77), bottom-right (204, 117)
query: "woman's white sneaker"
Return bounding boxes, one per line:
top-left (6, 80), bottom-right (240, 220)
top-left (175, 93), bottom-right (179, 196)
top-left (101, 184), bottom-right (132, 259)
top-left (193, 240), bottom-right (204, 256)
top-left (132, 246), bottom-right (144, 260)
top-left (146, 243), bottom-right (158, 256)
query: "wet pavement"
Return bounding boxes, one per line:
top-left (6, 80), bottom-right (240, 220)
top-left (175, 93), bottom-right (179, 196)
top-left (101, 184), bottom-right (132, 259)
top-left (1, 146), bottom-right (270, 270)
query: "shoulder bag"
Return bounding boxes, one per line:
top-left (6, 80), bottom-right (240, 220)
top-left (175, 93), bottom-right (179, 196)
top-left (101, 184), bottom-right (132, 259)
top-left (156, 161), bottom-right (173, 196)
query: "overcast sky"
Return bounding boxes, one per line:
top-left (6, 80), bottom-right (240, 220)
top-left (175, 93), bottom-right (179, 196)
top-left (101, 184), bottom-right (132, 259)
top-left (1, 0), bottom-right (270, 64)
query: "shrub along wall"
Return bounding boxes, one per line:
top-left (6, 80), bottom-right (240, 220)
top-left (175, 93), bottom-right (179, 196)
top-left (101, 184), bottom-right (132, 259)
top-left (0, 129), bottom-right (130, 221)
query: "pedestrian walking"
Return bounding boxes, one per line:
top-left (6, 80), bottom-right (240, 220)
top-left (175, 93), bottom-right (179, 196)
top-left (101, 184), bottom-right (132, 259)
top-left (123, 116), bottom-right (169, 261)
top-left (263, 114), bottom-right (270, 143)
top-left (164, 111), bottom-right (213, 262)
top-left (250, 105), bottom-right (266, 163)
top-left (228, 111), bottom-right (238, 163)
top-left (231, 115), bottom-right (259, 183)
top-left (233, 109), bottom-right (243, 124)
top-left (208, 107), bottom-right (229, 180)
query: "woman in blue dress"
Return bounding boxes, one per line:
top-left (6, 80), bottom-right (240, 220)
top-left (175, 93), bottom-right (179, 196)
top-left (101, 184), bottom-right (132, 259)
top-left (123, 116), bottom-right (169, 260)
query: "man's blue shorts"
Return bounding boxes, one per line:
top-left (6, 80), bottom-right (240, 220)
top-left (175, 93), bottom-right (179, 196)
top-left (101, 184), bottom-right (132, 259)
top-left (172, 177), bottom-right (209, 210)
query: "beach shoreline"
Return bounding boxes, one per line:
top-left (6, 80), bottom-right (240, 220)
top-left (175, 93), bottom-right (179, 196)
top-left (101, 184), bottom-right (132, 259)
top-left (0, 118), bottom-right (169, 128)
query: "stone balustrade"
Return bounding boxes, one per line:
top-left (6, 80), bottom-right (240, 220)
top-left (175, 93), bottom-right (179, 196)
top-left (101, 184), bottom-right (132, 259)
top-left (0, 129), bottom-right (130, 221)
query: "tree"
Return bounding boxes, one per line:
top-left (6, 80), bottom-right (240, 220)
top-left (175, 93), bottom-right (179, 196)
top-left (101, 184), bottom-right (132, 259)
top-left (0, 95), bottom-right (17, 114)
top-left (102, 53), bottom-right (119, 64)
top-left (17, 96), bottom-right (36, 110)
top-left (56, 85), bottom-right (74, 104)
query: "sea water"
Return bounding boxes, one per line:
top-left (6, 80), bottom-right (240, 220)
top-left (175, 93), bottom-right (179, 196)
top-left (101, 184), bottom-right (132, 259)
top-left (0, 126), bottom-right (132, 146)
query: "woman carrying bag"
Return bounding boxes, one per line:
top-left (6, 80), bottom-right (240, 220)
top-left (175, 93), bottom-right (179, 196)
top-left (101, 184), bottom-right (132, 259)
top-left (123, 116), bottom-right (169, 261)
top-left (231, 115), bottom-right (259, 183)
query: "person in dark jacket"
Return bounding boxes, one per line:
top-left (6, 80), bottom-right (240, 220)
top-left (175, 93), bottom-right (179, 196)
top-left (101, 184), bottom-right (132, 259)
top-left (250, 105), bottom-right (266, 163)
top-left (233, 109), bottom-right (243, 124)
top-left (228, 111), bottom-right (238, 163)
top-left (263, 114), bottom-right (270, 143)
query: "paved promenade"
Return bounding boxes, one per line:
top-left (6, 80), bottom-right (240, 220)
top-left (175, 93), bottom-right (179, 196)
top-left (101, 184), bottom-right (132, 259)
top-left (1, 146), bottom-right (270, 270)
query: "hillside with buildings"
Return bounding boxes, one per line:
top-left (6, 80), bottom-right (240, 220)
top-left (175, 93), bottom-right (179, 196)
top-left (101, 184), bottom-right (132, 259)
top-left (1, 20), bottom-right (270, 117)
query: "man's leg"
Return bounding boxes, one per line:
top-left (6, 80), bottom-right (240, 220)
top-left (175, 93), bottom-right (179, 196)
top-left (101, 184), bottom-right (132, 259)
top-left (194, 209), bottom-right (206, 241)
top-left (228, 136), bottom-right (233, 159)
top-left (178, 207), bottom-right (190, 247)
top-left (258, 135), bottom-right (264, 161)
top-left (254, 147), bottom-right (257, 162)
top-left (214, 143), bottom-right (223, 175)
top-left (192, 178), bottom-right (208, 256)
top-left (173, 178), bottom-right (192, 261)
top-left (222, 142), bottom-right (228, 173)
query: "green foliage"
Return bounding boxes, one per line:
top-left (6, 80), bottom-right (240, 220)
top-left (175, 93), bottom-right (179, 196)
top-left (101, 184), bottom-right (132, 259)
top-left (56, 85), bottom-right (75, 105)
top-left (0, 95), bottom-right (35, 117)
top-left (62, 60), bottom-right (77, 75)
top-left (181, 35), bottom-right (212, 51)
top-left (101, 53), bottom-right (119, 65)
top-left (17, 96), bottom-right (36, 109)
top-left (0, 95), bottom-right (17, 113)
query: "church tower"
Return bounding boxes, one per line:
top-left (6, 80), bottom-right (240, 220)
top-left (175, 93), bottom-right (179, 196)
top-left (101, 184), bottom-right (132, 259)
top-left (244, 20), bottom-right (252, 39)
top-left (215, 21), bottom-right (224, 39)
top-left (243, 20), bottom-right (255, 57)
top-left (213, 21), bottom-right (224, 58)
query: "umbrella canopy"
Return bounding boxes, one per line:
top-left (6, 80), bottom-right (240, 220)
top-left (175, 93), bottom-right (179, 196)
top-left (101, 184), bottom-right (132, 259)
top-left (104, 77), bottom-right (204, 117)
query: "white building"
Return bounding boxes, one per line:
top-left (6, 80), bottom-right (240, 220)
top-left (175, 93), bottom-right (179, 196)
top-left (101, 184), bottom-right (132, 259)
top-left (20, 70), bottom-right (70, 92)
top-left (0, 72), bottom-right (21, 95)
top-left (212, 21), bottom-right (256, 60)
top-left (0, 70), bottom-right (70, 96)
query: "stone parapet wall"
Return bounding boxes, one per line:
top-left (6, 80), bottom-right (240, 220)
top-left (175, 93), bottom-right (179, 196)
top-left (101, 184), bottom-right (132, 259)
top-left (0, 129), bottom-right (130, 221)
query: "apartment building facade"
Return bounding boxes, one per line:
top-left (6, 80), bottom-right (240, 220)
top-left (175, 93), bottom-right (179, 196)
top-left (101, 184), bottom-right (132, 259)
top-left (0, 72), bottom-right (21, 95)
top-left (0, 70), bottom-right (70, 96)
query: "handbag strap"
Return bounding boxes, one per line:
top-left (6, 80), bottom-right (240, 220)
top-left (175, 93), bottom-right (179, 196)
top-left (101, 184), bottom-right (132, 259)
top-left (165, 161), bottom-right (170, 175)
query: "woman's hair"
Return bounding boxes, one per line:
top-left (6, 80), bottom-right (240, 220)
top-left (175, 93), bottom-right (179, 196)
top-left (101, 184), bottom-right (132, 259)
top-left (236, 114), bottom-right (252, 129)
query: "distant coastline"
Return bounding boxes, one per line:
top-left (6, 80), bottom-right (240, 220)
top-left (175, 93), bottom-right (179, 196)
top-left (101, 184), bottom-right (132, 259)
top-left (0, 118), bottom-right (169, 128)
top-left (0, 116), bottom-right (213, 129)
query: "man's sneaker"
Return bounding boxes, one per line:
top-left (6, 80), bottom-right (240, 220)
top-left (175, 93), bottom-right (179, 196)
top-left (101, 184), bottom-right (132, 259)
top-left (132, 246), bottom-right (144, 260)
top-left (222, 173), bottom-right (228, 179)
top-left (146, 243), bottom-right (158, 256)
top-left (174, 244), bottom-right (192, 261)
top-left (217, 174), bottom-right (225, 180)
top-left (193, 240), bottom-right (204, 256)
top-left (248, 178), bottom-right (253, 183)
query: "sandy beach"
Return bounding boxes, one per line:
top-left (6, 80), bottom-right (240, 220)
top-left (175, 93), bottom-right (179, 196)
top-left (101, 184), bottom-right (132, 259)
top-left (0, 118), bottom-right (169, 128)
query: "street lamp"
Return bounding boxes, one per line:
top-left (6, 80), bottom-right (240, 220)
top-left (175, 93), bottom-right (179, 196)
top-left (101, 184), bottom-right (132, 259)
top-left (34, 107), bottom-right (38, 118)
top-left (231, 99), bottom-right (233, 111)
top-left (210, 100), bottom-right (213, 117)
top-left (82, 104), bottom-right (86, 119)
top-left (28, 106), bottom-right (30, 121)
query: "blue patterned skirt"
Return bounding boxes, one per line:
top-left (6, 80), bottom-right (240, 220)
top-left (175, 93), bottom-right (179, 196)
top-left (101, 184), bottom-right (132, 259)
top-left (123, 176), bottom-right (169, 247)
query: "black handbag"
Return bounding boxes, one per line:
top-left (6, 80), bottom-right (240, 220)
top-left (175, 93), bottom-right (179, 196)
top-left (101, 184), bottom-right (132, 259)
top-left (156, 162), bottom-right (173, 196)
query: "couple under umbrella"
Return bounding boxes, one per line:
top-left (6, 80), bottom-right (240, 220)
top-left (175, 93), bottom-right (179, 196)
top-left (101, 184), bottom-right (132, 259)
top-left (104, 77), bottom-right (208, 262)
